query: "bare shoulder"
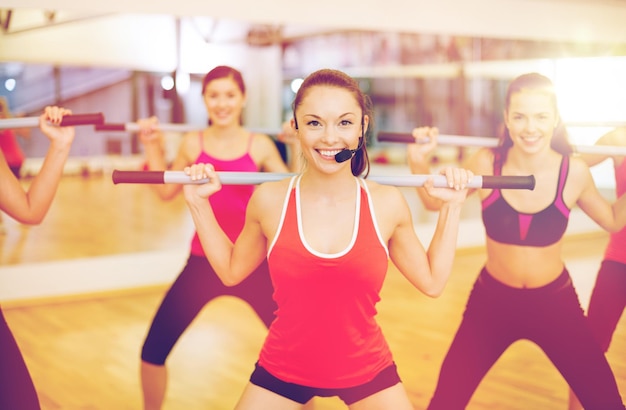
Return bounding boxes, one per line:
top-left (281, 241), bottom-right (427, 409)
top-left (250, 176), bottom-right (293, 211)
top-left (250, 132), bottom-right (276, 151)
top-left (362, 179), bottom-right (412, 240)
top-left (249, 132), bottom-right (285, 166)
top-left (179, 131), bottom-right (202, 156)
top-left (248, 177), bottom-right (294, 235)
top-left (180, 131), bottom-right (200, 147)
top-left (464, 148), bottom-right (494, 175)
top-left (568, 155), bottom-right (593, 180)
top-left (363, 179), bottom-right (408, 215)
top-left (165, 132), bottom-right (199, 168)
top-left (564, 155), bottom-right (597, 203)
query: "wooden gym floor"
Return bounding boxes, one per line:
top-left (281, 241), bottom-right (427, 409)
top-left (0, 173), bottom-right (624, 409)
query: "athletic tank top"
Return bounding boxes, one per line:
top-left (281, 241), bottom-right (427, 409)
top-left (261, 176), bottom-right (392, 388)
top-left (604, 158), bottom-right (626, 264)
top-left (0, 129), bottom-right (24, 167)
top-left (482, 154), bottom-right (570, 247)
top-left (189, 132), bottom-right (258, 256)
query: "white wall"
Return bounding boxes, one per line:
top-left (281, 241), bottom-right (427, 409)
top-left (2, 1), bottom-right (626, 72)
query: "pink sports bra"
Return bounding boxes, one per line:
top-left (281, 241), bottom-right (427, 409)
top-left (189, 132), bottom-right (258, 256)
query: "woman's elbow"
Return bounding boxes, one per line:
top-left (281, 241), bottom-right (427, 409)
top-left (601, 218), bottom-right (624, 233)
top-left (423, 202), bottom-right (442, 212)
top-left (418, 195), bottom-right (442, 211)
top-left (422, 283), bottom-right (445, 298)
top-left (158, 191), bottom-right (177, 201)
top-left (423, 289), bottom-right (443, 298)
top-left (13, 213), bottom-right (45, 225)
top-left (219, 270), bottom-right (245, 287)
top-left (605, 224), bottom-right (622, 234)
top-left (221, 277), bottom-right (242, 287)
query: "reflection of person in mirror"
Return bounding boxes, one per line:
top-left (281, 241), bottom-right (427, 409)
top-left (137, 65), bottom-right (301, 410)
top-left (568, 127), bottom-right (626, 410)
top-left (0, 105), bottom-right (76, 410)
top-left (0, 96), bottom-right (31, 233)
top-left (408, 72), bottom-right (626, 410)
top-left (183, 68), bottom-right (472, 409)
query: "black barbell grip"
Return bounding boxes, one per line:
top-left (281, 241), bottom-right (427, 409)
top-left (112, 170), bottom-right (165, 184)
top-left (480, 175), bottom-right (535, 190)
top-left (59, 113), bottom-right (105, 127)
top-left (95, 123), bottom-right (126, 131)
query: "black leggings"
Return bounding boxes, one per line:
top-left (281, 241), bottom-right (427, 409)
top-left (250, 362), bottom-right (402, 405)
top-left (0, 306), bottom-right (40, 409)
top-left (428, 268), bottom-right (625, 410)
top-left (587, 259), bottom-right (626, 351)
top-left (141, 254), bottom-right (277, 365)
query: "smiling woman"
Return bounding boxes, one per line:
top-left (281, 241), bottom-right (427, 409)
top-left (134, 64), bottom-right (302, 410)
top-left (408, 72), bottom-right (626, 410)
top-left (181, 67), bottom-right (474, 409)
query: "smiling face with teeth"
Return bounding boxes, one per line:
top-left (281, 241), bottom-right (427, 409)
top-left (498, 73), bottom-right (574, 159)
top-left (504, 88), bottom-right (558, 154)
top-left (294, 84), bottom-right (369, 174)
top-left (291, 69), bottom-right (373, 178)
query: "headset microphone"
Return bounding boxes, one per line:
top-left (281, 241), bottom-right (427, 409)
top-left (334, 148), bottom-right (355, 163)
top-left (334, 137), bottom-right (363, 163)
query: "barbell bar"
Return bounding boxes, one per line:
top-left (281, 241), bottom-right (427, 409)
top-left (377, 132), bottom-right (626, 156)
top-left (95, 122), bottom-right (281, 136)
top-left (111, 170), bottom-right (535, 190)
top-left (0, 113), bottom-right (105, 130)
top-left (564, 121), bottom-right (626, 128)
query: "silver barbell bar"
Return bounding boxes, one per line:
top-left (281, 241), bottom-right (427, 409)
top-left (111, 170), bottom-right (535, 190)
top-left (564, 121), bottom-right (626, 128)
top-left (0, 113), bottom-right (105, 130)
top-left (377, 132), bottom-right (626, 156)
top-left (95, 122), bottom-right (281, 135)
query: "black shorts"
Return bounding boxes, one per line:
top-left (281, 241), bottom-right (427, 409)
top-left (249, 362), bottom-right (402, 405)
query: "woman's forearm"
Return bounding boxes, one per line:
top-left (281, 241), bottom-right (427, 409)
top-left (425, 202), bottom-right (463, 296)
top-left (18, 141), bottom-right (71, 224)
top-left (186, 198), bottom-right (240, 286)
top-left (143, 140), bottom-right (167, 170)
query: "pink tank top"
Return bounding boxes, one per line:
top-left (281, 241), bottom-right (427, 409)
top-left (190, 133), bottom-right (258, 256)
top-left (604, 158), bottom-right (626, 264)
top-left (0, 129), bottom-right (25, 167)
top-left (261, 176), bottom-right (392, 388)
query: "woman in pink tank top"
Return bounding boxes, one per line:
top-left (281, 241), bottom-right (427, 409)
top-left (0, 97), bottom-right (31, 233)
top-left (569, 127), bottom-right (626, 410)
top-left (136, 66), bottom-right (301, 409)
top-left (182, 68), bottom-right (472, 409)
